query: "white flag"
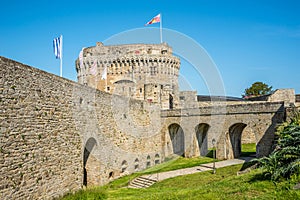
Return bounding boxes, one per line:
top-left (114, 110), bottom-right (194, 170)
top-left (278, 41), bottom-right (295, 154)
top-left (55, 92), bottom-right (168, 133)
top-left (79, 48), bottom-right (85, 68)
top-left (53, 36), bottom-right (62, 59)
top-left (101, 66), bottom-right (107, 80)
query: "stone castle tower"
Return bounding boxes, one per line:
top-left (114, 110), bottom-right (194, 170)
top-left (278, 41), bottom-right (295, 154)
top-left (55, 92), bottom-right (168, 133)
top-left (76, 42), bottom-right (180, 109)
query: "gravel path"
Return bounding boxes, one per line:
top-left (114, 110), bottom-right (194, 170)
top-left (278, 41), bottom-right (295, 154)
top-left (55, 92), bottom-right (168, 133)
top-left (141, 157), bottom-right (253, 182)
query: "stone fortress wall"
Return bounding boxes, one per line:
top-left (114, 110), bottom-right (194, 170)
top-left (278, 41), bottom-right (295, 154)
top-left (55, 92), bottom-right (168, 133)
top-left (0, 57), bottom-right (164, 199)
top-left (0, 41), bottom-right (298, 199)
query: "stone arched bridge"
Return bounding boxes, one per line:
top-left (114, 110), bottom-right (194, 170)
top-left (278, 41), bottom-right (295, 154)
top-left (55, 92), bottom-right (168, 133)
top-left (160, 102), bottom-right (285, 160)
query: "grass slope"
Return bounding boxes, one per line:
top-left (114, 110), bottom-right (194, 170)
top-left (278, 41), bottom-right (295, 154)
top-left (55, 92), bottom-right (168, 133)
top-left (61, 144), bottom-right (299, 199)
top-left (106, 164), bottom-right (299, 200)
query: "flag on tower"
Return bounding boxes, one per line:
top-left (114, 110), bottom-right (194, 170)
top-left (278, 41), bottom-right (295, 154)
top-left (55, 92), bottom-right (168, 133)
top-left (145, 14), bottom-right (161, 26)
top-left (53, 36), bottom-right (62, 59)
top-left (145, 13), bottom-right (163, 43)
top-left (101, 66), bottom-right (107, 80)
top-left (79, 48), bottom-right (85, 68)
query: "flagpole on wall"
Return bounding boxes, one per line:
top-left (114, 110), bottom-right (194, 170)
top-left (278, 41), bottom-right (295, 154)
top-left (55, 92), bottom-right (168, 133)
top-left (160, 13), bottom-right (163, 43)
top-left (60, 35), bottom-right (63, 77)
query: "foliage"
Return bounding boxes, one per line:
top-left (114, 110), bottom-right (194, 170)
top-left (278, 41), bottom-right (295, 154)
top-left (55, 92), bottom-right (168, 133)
top-left (256, 116), bottom-right (300, 181)
top-left (243, 81), bottom-right (272, 98)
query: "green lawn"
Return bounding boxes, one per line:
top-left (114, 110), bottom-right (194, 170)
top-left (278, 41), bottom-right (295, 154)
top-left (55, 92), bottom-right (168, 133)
top-left (105, 165), bottom-right (299, 200)
top-left (61, 143), bottom-right (300, 200)
top-left (241, 143), bottom-right (256, 157)
top-left (62, 164), bottom-right (300, 200)
top-left (103, 156), bottom-right (216, 189)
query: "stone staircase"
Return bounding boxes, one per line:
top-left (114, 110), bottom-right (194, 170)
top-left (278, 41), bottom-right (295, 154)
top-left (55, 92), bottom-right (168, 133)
top-left (128, 176), bottom-right (157, 189)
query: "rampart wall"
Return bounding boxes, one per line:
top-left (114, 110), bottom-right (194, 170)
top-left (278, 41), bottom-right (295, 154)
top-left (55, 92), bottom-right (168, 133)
top-left (0, 57), bottom-right (163, 199)
top-left (0, 56), bottom-right (289, 199)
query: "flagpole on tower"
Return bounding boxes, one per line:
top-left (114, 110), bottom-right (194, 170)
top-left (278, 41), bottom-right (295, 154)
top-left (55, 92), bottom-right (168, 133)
top-left (145, 13), bottom-right (163, 43)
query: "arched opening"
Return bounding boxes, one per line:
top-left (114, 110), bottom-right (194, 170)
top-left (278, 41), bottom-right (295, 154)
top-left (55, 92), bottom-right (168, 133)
top-left (155, 154), bottom-right (160, 164)
top-left (241, 126), bottom-right (257, 157)
top-left (134, 158), bottom-right (139, 171)
top-left (121, 160), bottom-right (128, 173)
top-left (108, 171), bottom-right (114, 179)
top-left (228, 123), bottom-right (247, 158)
top-left (146, 155), bottom-right (151, 168)
top-left (195, 123), bottom-right (210, 156)
top-left (168, 123), bottom-right (185, 156)
top-left (83, 137), bottom-right (101, 186)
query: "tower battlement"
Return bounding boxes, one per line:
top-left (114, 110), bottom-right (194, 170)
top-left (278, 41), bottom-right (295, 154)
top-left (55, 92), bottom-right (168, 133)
top-left (76, 43), bottom-right (181, 109)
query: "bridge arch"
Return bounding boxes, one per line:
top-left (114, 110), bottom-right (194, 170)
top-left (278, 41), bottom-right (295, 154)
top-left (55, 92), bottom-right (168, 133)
top-left (83, 137), bottom-right (101, 186)
top-left (195, 123), bottom-right (210, 156)
top-left (227, 123), bottom-right (247, 159)
top-left (168, 123), bottom-right (185, 156)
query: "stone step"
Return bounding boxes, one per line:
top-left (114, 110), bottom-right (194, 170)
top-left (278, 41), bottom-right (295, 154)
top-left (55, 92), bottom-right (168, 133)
top-left (128, 176), bottom-right (157, 189)
top-left (129, 178), bottom-right (156, 188)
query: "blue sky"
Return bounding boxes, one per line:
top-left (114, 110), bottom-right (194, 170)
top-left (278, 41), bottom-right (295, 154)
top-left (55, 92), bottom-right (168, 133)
top-left (1, 0), bottom-right (299, 97)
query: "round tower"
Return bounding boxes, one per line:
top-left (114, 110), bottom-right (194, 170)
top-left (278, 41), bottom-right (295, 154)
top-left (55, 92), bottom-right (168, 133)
top-left (75, 42), bottom-right (180, 109)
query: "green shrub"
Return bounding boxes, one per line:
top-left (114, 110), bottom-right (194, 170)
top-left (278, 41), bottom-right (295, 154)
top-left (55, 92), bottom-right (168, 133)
top-left (256, 115), bottom-right (300, 181)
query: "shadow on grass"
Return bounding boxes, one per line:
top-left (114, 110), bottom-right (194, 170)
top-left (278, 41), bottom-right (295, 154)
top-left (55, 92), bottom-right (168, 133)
top-left (239, 160), bottom-right (257, 171)
top-left (248, 172), bottom-right (270, 183)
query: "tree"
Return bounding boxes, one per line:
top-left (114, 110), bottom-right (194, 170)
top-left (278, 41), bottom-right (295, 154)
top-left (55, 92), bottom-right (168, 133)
top-left (243, 81), bottom-right (272, 98)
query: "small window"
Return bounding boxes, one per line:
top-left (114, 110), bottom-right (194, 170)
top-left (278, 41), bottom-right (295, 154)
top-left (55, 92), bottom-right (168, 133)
top-left (108, 171), bottom-right (114, 178)
top-left (107, 86), bottom-right (110, 91)
top-left (161, 49), bottom-right (168, 54)
top-left (140, 88), bottom-right (142, 93)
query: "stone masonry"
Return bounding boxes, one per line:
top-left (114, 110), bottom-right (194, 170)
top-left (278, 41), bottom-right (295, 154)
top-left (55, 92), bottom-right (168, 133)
top-left (76, 43), bottom-right (180, 109)
top-left (0, 56), bottom-right (163, 199)
top-left (0, 43), bottom-right (295, 199)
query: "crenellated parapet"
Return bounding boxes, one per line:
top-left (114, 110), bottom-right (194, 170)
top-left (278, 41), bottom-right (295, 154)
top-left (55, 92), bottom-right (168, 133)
top-left (75, 42), bottom-right (181, 109)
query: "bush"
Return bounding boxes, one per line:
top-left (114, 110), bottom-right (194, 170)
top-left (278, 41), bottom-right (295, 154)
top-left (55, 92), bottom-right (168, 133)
top-left (257, 115), bottom-right (300, 181)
